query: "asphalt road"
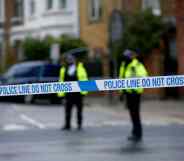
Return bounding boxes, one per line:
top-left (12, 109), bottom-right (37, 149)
top-left (0, 101), bottom-right (184, 161)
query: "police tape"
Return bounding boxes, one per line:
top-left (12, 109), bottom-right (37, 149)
top-left (0, 75), bottom-right (184, 96)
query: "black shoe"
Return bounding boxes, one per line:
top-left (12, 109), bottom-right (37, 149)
top-left (127, 135), bottom-right (142, 142)
top-left (61, 126), bottom-right (71, 131)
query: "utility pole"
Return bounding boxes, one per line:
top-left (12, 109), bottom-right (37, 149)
top-left (3, 0), bottom-right (13, 70)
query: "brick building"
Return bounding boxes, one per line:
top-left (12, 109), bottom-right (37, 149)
top-left (79, 0), bottom-right (124, 77)
top-left (79, 0), bottom-right (163, 97)
top-left (79, 0), bottom-right (184, 97)
top-left (175, 0), bottom-right (184, 95)
top-left (79, 0), bottom-right (139, 77)
top-left (175, 0), bottom-right (184, 75)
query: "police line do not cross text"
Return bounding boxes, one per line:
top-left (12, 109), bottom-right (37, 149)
top-left (0, 75), bottom-right (184, 96)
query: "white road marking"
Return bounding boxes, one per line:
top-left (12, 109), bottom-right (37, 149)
top-left (3, 124), bottom-right (28, 131)
top-left (11, 104), bottom-right (46, 129)
top-left (20, 114), bottom-right (46, 129)
top-left (3, 104), bottom-right (183, 132)
top-left (1, 120), bottom-right (183, 132)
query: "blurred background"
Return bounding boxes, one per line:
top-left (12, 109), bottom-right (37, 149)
top-left (0, 1), bottom-right (184, 161)
top-left (0, 0), bottom-right (183, 101)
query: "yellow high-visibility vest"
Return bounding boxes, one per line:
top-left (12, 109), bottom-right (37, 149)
top-left (119, 58), bottom-right (148, 94)
top-left (57, 62), bottom-right (88, 97)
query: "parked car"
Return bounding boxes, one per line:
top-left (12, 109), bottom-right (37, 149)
top-left (0, 61), bottom-right (62, 104)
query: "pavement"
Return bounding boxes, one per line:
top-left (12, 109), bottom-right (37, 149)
top-left (85, 97), bottom-right (184, 126)
top-left (0, 97), bottom-right (184, 161)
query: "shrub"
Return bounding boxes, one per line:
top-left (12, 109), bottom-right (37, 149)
top-left (22, 35), bottom-right (87, 60)
top-left (23, 37), bottom-right (52, 60)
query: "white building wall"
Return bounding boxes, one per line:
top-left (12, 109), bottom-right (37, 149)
top-left (10, 0), bottom-right (80, 42)
top-left (0, 0), bottom-right (5, 23)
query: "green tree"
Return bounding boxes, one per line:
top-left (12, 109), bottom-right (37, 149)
top-left (113, 9), bottom-right (165, 59)
top-left (22, 35), bottom-right (87, 60)
top-left (23, 37), bottom-right (52, 60)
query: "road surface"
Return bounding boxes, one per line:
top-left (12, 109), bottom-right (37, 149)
top-left (0, 99), bottom-right (184, 161)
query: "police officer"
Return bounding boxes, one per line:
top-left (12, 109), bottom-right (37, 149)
top-left (119, 49), bottom-right (148, 142)
top-left (58, 54), bottom-right (88, 130)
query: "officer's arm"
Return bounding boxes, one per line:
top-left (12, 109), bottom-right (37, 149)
top-left (139, 63), bottom-right (148, 77)
top-left (58, 67), bottom-right (66, 97)
top-left (77, 63), bottom-right (88, 81)
top-left (80, 67), bottom-right (88, 81)
top-left (78, 65), bottom-right (88, 95)
top-left (59, 67), bottom-right (65, 82)
top-left (119, 62), bottom-right (125, 78)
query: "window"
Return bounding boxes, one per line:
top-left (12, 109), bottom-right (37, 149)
top-left (42, 65), bottom-right (61, 77)
top-left (59, 0), bottom-right (67, 9)
top-left (30, 0), bottom-right (35, 16)
top-left (89, 0), bottom-right (102, 22)
top-left (46, 0), bottom-right (54, 10)
top-left (14, 0), bottom-right (24, 18)
top-left (5, 64), bottom-right (41, 78)
top-left (142, 0), bottom-right (161, 15)
top-left (14, 66), bottom-right (41, 78)
top-left (0, 0), bottom-right (4, 22)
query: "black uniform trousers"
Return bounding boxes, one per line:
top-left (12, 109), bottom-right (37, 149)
top-left (125, 93), bottom-right (142, 138)
top-left (64, 93), bottom-right (83, 129)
